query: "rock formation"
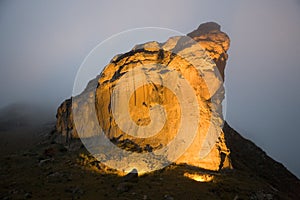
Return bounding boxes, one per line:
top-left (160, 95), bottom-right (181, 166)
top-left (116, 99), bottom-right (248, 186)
top-left (3, 22), bottom-right (300, 200)
top-left (55, 22), bottom-right (232, 172)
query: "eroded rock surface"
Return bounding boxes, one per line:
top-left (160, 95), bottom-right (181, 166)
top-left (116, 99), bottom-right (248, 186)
top-left (55, 22), bottom-right (231, 171)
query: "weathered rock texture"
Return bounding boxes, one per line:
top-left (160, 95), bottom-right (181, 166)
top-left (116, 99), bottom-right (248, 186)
top-left (55, 22), bottom-right (232, 171)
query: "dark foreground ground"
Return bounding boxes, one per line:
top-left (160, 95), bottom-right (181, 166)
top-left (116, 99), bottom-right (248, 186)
top-left (1, 122), bottom-right (300, 200)
top-left (0, 142), bottom-right (282, 200)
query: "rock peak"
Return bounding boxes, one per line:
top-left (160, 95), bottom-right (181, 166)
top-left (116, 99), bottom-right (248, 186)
top-left (189, 22), bottom-right (221, 36)
top-left (187, 22), bottom-right (230, 80)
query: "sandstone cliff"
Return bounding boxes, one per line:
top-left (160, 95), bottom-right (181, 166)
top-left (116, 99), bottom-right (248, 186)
top-left (2, 22), bottom-right (300, 200)
top-left (55, 22), bottom-right (231, 172)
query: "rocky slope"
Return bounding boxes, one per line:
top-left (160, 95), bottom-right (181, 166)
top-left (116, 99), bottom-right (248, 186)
top-left (223, 122), bottom-right (300, 199)
top-left (1, 122), bottom-right (300, 199)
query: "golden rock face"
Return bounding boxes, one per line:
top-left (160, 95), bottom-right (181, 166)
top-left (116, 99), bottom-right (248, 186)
top-left (56, 22), bottom-right (232, 172)
top-left (188, 22), bottom-right (230, 80)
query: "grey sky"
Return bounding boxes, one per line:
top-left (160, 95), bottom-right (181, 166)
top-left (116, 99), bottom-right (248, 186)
top-left (0, 1), bottom-right (299, 177)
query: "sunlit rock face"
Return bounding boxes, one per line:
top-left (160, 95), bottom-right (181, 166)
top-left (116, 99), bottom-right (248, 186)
top-left (187, 22), bottom-right (230, 80)
top-left (55, 22), bottom-right (232, 171)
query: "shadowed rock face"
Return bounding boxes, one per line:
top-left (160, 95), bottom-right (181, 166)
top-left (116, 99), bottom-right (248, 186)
top-left (55, 22), bottom-right (231, 171)
top-left (223, 122), bottom-right (300, 199)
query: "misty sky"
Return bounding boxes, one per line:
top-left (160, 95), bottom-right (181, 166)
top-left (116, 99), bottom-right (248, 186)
top-left (0, 1), bottom-right (300, 177)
